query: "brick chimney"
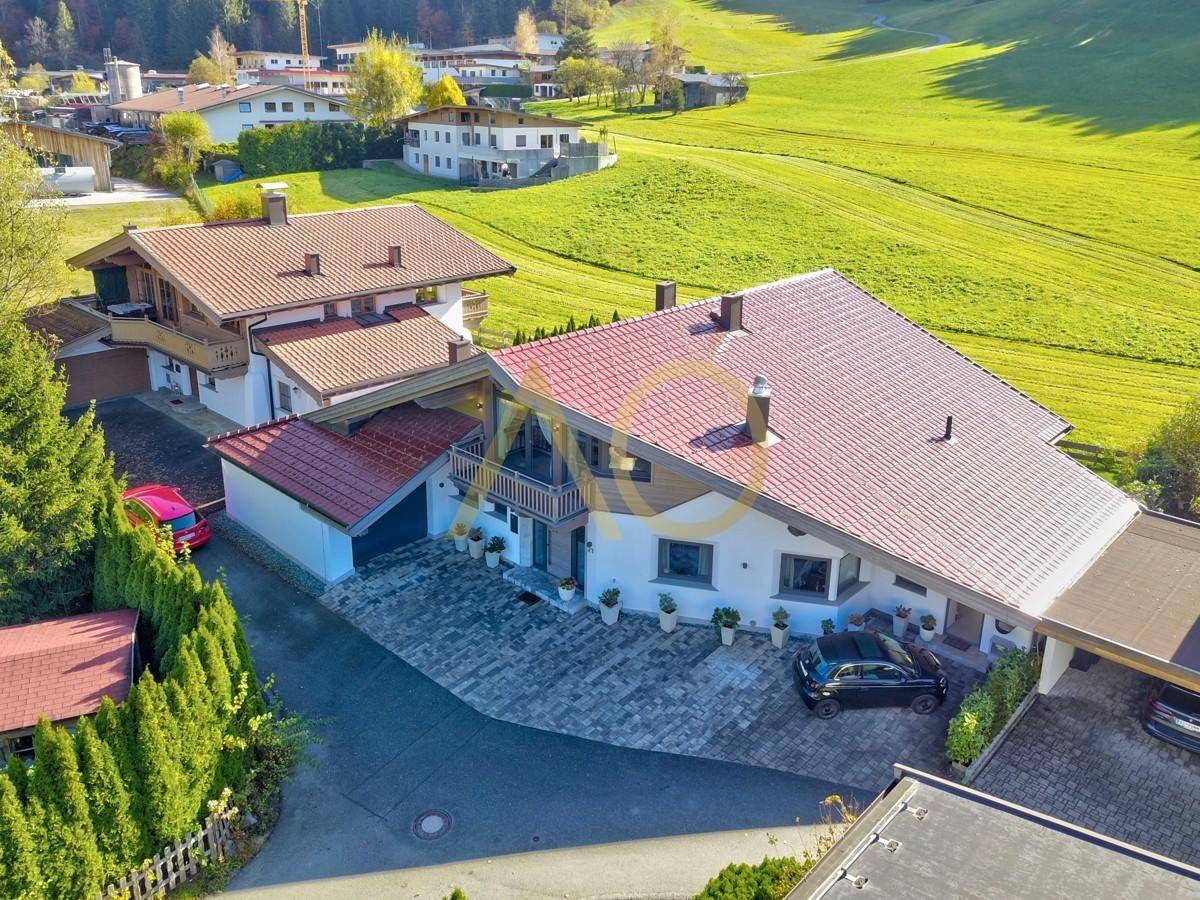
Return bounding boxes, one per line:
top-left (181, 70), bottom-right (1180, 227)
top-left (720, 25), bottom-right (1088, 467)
top-left (655, 280), bottom-right (676, 311)
top-left (388, 245), bottom-right (403, 267)
top-left (448, 337), bottom-right (473, 364)
top-left (303, 252), bottom-right (321, 276)
top-left (719, 292), bottom-right (744, 332)
top-left (260, 191), bottom-right (287, 227)
top-left (746, 374), bottom-right (771, 444)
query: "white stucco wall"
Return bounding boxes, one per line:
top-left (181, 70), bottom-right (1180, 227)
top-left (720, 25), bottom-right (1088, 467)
top-left (198, 88), bottom-right (352, 142)
top-left (427, 468), bottom-right (525, 566)
top-left (221, 459), bottom-right (354, 583)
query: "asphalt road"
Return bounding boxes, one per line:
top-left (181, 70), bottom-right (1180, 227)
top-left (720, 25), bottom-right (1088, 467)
top-left (194, 538), bottom-right (863, 898)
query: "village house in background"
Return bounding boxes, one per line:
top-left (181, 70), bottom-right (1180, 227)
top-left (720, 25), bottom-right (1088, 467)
top-left (64, 189), bottom-right (512, 426)
top-left (232, 48), bottom-right (351, 95)
top-left (662, 72), bottom-right (749, 108)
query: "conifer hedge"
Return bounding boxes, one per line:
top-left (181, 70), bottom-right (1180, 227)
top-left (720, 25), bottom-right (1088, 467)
top-left (0, 492), bottom-right (272, 899)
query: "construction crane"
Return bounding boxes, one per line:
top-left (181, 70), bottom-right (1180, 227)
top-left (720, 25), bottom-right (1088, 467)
top-left (295, 0), bottom-right (311, 91)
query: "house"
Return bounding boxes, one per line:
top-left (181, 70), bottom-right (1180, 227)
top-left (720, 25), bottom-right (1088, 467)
top-left (108, 84), bottom-right (351, 143)
top-left (527, 65), bottom-right (562, 99)
top-left (0, 609), bottom-right (139, 763)
top-left (66, 191), bottom-right (512, 426)
top-left (239, 67), bottom-right (352, 96)
top-left (328, 40), bottom-right (368, 71)
top-left (233, 50), bottom-right (327, 72)
top-left (787, 765), bottom-right (1200, 898)
top-left (662, 72), bottom-right (748, 108)
top-left (396, 104), bottom-right (616, 182)
top-left (23, 299), bottom-right (150, 408)
top-left (487, 32), bottom-right (565, 65)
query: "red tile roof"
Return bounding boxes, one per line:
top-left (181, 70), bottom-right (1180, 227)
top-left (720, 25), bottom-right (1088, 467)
top-left (493, 270), bottom-right (1137, 610)
top-left (0, 609), bottom-right (139, 734)
top-left (256, 305), bottom-right (472, 398)
top-left (109, 83), bottom-right (287, 114)
top-left (206, 405), bottom-right (477, 528)
top-left (122, 204), bottom-right (514, 319)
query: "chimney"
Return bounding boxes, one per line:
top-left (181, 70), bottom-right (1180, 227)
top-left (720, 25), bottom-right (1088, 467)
top-left (261, 191), bottom-right (287, 227)
top-left (719, 292), bottom-right (744, 332)
top-left (123, 223), bottom-right (137, 233)
top-left (448, 337), bottom-right (473, 364)
top-left (388, 245), bottom-right (403, 267)
top-left (176, 86), bottom-right (185, 104)
top-left (303, 252), bottom-right (321, 276)
top-left (746, 374), bottom-right (771, 444)
top-left (655, 280), bottom-right (676, 311)
top-left (943, 415), bottom-right (957, 444)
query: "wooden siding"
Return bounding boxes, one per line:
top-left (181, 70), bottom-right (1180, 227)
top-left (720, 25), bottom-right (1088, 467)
top-left (0, 121), bottom-right (116, 190)
top-left (585, 464), bottom-right (709, 516)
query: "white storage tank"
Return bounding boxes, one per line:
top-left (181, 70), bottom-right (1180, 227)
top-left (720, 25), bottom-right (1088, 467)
top-left (104, 50), bottom-right (143, 104)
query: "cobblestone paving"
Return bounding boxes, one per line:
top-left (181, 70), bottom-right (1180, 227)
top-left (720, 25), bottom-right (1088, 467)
top-left (973, 660), bottom-right (1200, 866)
top-left (320, 540), bottom-right (980, 792)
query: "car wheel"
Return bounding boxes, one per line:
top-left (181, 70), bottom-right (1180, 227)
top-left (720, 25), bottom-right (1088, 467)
top-left (814, 698), bottom-right (842, 720)
top-left (911, 694), bottom-right (938, 715)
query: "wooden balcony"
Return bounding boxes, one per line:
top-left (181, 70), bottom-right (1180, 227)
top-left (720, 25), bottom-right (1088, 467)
top-left (108, 314), bottom-right (248, 377)
top-left (449, 436), bottom-right (586, 524)
top-left (462, 289), bottom-right (488, 326)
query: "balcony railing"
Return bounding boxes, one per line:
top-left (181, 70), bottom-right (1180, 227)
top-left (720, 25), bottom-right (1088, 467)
top-left (462, 289), bottom-right (488, 325)
top-left (108, 314), bottom-right (248, 376)
top-left (449, 436), bottom-right (586, 524)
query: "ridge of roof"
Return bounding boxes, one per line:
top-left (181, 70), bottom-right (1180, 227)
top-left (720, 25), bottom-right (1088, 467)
top-left (126, 202), bottom-right (423, 237)
top-left (206, 413), bottom-right (303, 446)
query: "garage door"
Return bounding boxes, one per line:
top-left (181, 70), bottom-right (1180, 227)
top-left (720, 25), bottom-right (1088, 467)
top-left (62, 348), bottom-right (150, 409)
top-left (352, 486), bottom-right (428, 566)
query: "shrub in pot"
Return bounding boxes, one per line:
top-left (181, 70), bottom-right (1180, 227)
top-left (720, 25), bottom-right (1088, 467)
top-left (920, 613), bottom-right (937, 642)
top-left (821, 618), bottom-right (835, 636)
top-left (467, 526), bottom-right (485, 559)
top-left (771, 606), bottom-right (789, 648)
top-left (658, 592), bottom-right (678, 633)
top-left (599, 587), bottom-right (621, 625)
top-left (558, 576), bottom-right (578, 603)
top-left (484, 535), bottom-right (506, 568)
top-left (847, 613), bottom-right (865, 632)
top-left (893, 604), bottom-right (912, 638)
top-left (711, 606), bottom-right (740, 646)
top-left (451, 522), bottom-right (469, 552)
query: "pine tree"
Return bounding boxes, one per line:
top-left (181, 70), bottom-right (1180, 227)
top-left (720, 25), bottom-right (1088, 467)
top-left (0, 774), bottom-right (40, 900)
top-left (165, 646), bottom-right (217, 819)
top-left (75, 718), bottom-right (141, 882)
top-left (94, 695), bottom-right (149, 857)
top-left (129, 672), bottom-right (192, 846)
top-left (4, 753), bottom-right (28, 802)
top-left (27, 719), bottom-right (102, 899)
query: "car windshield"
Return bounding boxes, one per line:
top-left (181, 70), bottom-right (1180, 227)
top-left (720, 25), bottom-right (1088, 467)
top-left (164, 511), bottom-right (198, 532)
top-left (876, 633), bottom-right (915, 669)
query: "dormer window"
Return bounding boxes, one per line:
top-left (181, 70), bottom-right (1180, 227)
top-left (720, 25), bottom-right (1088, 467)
top-left (416, 285), bottom-right (438, 305)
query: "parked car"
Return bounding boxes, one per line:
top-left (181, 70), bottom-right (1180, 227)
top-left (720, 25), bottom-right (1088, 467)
top-left (121, 484), bottom-right (210, 552)
top-left (1142, 679), bottom-right (1200, 753)
top-left (792, 631), bottom-right (948, 719)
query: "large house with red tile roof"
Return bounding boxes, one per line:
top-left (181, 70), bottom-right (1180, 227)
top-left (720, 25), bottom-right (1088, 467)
top-left (0, 609), bottom-right (140, 762)
top-left (67, 190), bottom-right (513, 427)
top-left (202, 269), bottom-right (1200, 696)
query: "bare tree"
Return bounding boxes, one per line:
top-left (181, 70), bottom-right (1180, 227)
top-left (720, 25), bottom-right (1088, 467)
top-left (646, 9), bottom-right (684, 109)
top-left (610, 40), bottom-right (645, 107)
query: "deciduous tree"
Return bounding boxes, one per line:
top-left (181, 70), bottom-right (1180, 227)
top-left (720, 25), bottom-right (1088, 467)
top-left (21, 17), bottom-right (50, 65)
top-left (346, 29), bottom-right (422, 127)
top-left (1132, 396), bottom-right (1200, 518)
top-left (424, 73), bottom-right (465, 108)
top-left (513, 8), bottom-right (538, 56)
top-left (68, 70), bottom-right (97, 92)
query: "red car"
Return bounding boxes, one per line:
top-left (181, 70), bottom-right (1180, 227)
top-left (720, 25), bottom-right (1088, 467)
top-left (121, 484), bottom-right (210, 552)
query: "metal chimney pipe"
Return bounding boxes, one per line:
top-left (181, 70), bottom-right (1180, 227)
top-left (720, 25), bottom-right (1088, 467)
top-left (746, 374), bottom-right (771, 444)
top-left (943, 416), bottom-right (956, 443)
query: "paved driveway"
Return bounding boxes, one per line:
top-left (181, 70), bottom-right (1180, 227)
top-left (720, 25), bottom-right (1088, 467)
top-left (973, 660), bottom-right (1200, 866)
top-left (194, 531), bottom-right (863, 898)
top-left (321, 540), bottom-right (977, 793)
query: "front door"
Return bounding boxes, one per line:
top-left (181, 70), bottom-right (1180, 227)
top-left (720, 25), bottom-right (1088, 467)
top-left (571, 525), bottom-right (586, 589)
top-left (188, 367), bottom-right (199, 396)
top-left (946, 600), bottom-right (985, 648)
top-left (532, 520), bottom-right (548, 571)
top-left (422, 153), bottom-right (429, 175)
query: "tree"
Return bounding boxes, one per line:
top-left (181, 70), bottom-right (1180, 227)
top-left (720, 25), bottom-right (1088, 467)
top-left (551, 0), bottom-right (608, 30)
top-left (513, 8), bottom-right (538, 55)
top-left (186, 54), bottom-right (223, 85)
top-left (207, 26), bottom-right (237, 84)
top-left (75, 717), bottom-right (142, 881)
top-left (68, 70), bottom-right (97, 92)
top-left (51, 1), bottom-right (75, 68)
top-left (646, 8), bottom-right (685, 109)
top-left (1132, 396), bottom-right (1200, 518)
top-left (21, 17), bottom-right (50, 65)
top-left (0, 775), bottom-right (40, 900)
top-left (154, 110), bottom-right (210, 188)
top-left (0, 40), bottom-right (15, 89)
top-left (424, 73), bottom-right (465, 108)
top-left (129, 672), bottom-right (192, 845)
top-left (346, 29), bottom-right (422, 128)
top-left (555, 56), bottom-right (590, 101)
top-left (16, 62), bottom-right (48, 92)
top-left (720, 72), bottom-right (747, 104)
top-left (610, 41), bottom-right (647, 106)
top-left (537, 19), bottom-right (559, 35)
top-left (5, 754), bottom-right (29, 802)
top-left (557, 26), bottom-right (596, 62)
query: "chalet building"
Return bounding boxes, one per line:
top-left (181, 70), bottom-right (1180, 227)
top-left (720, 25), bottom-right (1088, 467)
top-left (662, 73), bottom-right (748, 108)
top-left (67, 190), bottom-right (512, 427)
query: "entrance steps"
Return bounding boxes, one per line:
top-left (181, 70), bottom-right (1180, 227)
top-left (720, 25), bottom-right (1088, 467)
top-left (502, 565), bottom-right (586, 614)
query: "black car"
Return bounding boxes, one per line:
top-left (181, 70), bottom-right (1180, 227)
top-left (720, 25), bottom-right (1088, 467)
top-left (792, 631), bottom-right (948, 719)
top-left (1142, 679), bottom-right (1200, 753)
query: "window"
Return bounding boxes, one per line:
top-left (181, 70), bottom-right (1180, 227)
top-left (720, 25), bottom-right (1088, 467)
top-left (303, 101), bottom-right (315, 112)
top-left (838, 553), bottom-right (862, 597)
top-left (323, 302), bottom-right (338, 319)
top-left (328, 102), bottom-right (340, 112)
top-left (894, 575), bottom-right (928, 597)
top-left (277, 379), bottom-right (293, 413)
top-left (473, 111), bottom-right (480, 123)
top-left (444, 130), bottom-right (450, 143)
top-left (204, 374), bottom-right (217, 390)
top-left (434, 131), bottom-right (441, 142)
top-left (241, 123), bottom-right (254, 131)
top-left (460, 111), bottom-right (470, 123)
top-left (540, 134), bottom-right (553, 149)
top-left (281, 101), bottom-right (294, 112)
top-left (435, 155), bottom-right (441, 167)
top-left (350, 296), bottom-right (376, 316)
top-left (473, 132), bottom-right (481, 145)
top-left (517, 117), bottom-right (525, 124)
top-left (123, 499), bottom-right (150, 525)
top-left (238, 101), bottom-right (251, 112)
top-left (560, 133), bottom-right (570, 145)
top-left (842, 663), bottom-right (902, 682)
top-left (488, 134), bottom-right (497, 148)
top-left (461, 132), bottom-right (470, 145)
top-left (779, 555), bottom-right (831, 597)
top-left (490, 501), bottom-right (509, 521)
top-left (136, 269), bottom-right (155, 303)
top-left (515, 134), bottom-right (527, 147)
top-left (157, 278), bottom-right (176, 321)
top-left (657, 539), bottom-right (713, 584)
top-left (575, 434), bottom-right (650, 481)
top-left (416, 285), bottom-right (438, 304)
top-left (264, 101), bottom-right (277, 112)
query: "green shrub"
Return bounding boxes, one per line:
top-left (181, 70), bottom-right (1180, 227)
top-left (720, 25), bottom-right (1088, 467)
top-left (207, 192), bottom-right (261, 222)
top-left (110, 144), bottom-right (156, 180)
top-left (694, 856), bottom-right (813, 899)
top-left (945, 686), bottom-right (997, 765)
top-left (987, 648), bottom-right (1038, 720)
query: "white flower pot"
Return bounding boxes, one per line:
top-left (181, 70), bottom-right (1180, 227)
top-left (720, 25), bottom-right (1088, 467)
top-left (659, 608), bottom-right (678, 633)
top-left (468, 539), bottom-right (484, 559)
top-left (484, 551), bottom-right (501, 568)
top-left (558, 586), bottom-right (577, 604)
top-left (920, 626), bottom-right (936, 643)
top-left (893, 616), bottom-right (909, 638)
top-left (600, 602), bottom-right (621, 625)
top-left (771, 624), bottom-right (788, 649)
top-left (848, 621), bottom-right (864, 632)
top-left (453, 536), bottom-right (468, 552)
top-left (721, 625), bottom-right (735, 646)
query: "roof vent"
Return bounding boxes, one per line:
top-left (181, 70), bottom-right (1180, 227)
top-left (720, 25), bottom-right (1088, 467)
top-left (715, 291), bottom-right (744, 332)
top-left (176, 86), bottom-right (185, 104)
top-left (746, 374), bottom-right (771, 444)
top-left (942, 415), bottom-right (957, 444)
top-left (388, 245), bottom-right (403, 267)
top-left (303, 252), bottom-right (321, 276)
top-left (655, 280), bottom-right (676, 311)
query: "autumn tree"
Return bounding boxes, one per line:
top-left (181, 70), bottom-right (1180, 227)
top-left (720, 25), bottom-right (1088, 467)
top-left (21, 17), bottom-right (50, 65)
top-left (16, 62), bottom-right (48, 91)
top-left (513, 8), bottom-right (538, 55)
top-left (610, 41), bottom-right (647, 105)
top-left (186, 54), bottom-right (223, 85)
top-left (346, 29), bottom-right (422, 127)
top-left (0, 40), bottom-right (15, 88)
top-left (551, 0), bottom-right (609, 30)
top-left (424, 73), bottom-right (465, 108)
top-left (646, 8), bottom-right (685, 109)
top-left (69, 70), bottom-right (97, 92)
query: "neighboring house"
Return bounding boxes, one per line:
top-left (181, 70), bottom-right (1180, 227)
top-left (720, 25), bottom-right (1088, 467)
top-left (662, 73), bottom-right (748, 108)
top-left (23, 299), bottom-right (150, 408)
top-left (397, 104), bottom-right (615, 182)
top-left (487, 33), bottom-right (565, 65)
top-left (239, 67), bottom-right (352, 96)
top-left (67, 191), bottom-right (512, 426)
top-left (415, 44), bottom-right (531, 86)
top-left (328, 40), bottom-right (368, 71)
top-left (0, 609), bottom-right (139, 763)
top-left (234, 50), bottom-right (327, 72)
top-left (108, 84), bottom-right (351, 142)
top-left (526, 65), bottom-right (561, 99)
top-left (787, 765), bottom-right (1200, 898)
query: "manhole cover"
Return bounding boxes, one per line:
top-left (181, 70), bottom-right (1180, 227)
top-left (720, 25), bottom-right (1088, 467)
top-left (412, 809), bottom-right (453, 840)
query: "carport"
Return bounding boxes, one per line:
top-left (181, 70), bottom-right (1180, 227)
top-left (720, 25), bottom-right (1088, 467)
top-left (352, 483), bottom-right (429, 565)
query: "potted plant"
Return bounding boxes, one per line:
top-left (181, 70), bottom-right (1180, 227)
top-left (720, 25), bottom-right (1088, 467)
top-left (821, 618), bottom-right (835, 636)
top-left (920, 614), bottom-right (937, 643)
top-left (451, 522), bottom-right (469, 552)
top-left (599, 587), bottom-right (621, 625)
top-left (484, 535), bottom-right (506, 568)
top-left (658, 592), bottom-right (679, 633)
top-left (771, 606), bottom-right (789, 649)
top-left (847, 613), bottom-right (865, 632)
top-left (711, 606), bottom-right (740, 646)
top-left (467, 526), bottom-right (485, 559)
top-left (893, 604), bottom-right (912, 638)
top-left (558, 576), bottom-right (578, 604)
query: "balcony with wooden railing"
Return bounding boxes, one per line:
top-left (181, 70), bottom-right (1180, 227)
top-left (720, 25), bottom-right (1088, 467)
top-left (449, 435), bottom-right (586, 525)
top-left (107, 314), bottom-right (248, 377)
top-left (462, 289), bottom-right (489, 326)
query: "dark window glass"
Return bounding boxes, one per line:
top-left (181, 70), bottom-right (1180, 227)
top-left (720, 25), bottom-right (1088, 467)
top-left (894, 575), bottom-right (928, 597)
top-left (658, 540), bottom-right (713, 583)
top-left (780, 555), bottom-right (830, 595)
top-left (164, 512), bottom-right (198, 532)
top-left (838, 553), bottom-right (862, 596)
top-left (281, 101), bottom-right (294, 112)
top-left (540, 134), bottom-right (553, 149)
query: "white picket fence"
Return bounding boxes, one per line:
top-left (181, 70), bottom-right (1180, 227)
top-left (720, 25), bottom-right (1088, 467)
top-left (96, 810), bottom-right (234, 900)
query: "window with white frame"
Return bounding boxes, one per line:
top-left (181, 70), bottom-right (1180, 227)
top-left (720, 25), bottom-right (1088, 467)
top-left (779, 554), bottom-right (831, 598)
top-left (277, 379), bottom-right (293, 413)
top-left (264, 101), bottom-right (277, 112)
top-left (540, 134), bottom-right (553, 149)
top-left (657, 539), bottom-right (713, 585)
top-left (515, 134), bottom-right (527, 147)
top-left (303, 101), bottom-right (315, 112)
top-left (238, 102), bottom-right (251, 112)
top-left (281, 101), bottom-right (294, 112)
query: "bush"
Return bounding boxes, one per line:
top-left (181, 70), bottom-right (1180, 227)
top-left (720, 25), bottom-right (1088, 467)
top-left (110, 144), bottom-right (157, 181)
top-left (945, 688), bottom-right (996, 765)
top-left (153, 158), bottom-right (195, 190)
top-left (694, 856), bottom-right (813, 899)
top-left (207, 191), bottom-right (261, 222)
top-left (988, 647), bottom-right (1038, 719)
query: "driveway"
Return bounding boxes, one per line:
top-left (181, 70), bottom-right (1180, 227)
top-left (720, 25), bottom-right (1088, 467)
top-left (320, 540), bottom-right (977, 793)
top-left (972, 659), bottom-right (1200, 866)
top-left (193, 528), bottom-right (864, 898)
top-left (88, 396), bottom-right (223, 505)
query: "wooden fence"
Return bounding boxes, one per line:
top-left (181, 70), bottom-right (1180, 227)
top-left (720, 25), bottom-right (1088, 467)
top-left (96, 810), bottom-right (234, 900)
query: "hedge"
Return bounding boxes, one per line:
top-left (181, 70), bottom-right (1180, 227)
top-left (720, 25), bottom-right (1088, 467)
top-left (694, 856), bottom-right (814, 899)
top-left (945, 647), bottom-right (1039, 765)
top-left (237, 121), bottom-right (406, 177)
